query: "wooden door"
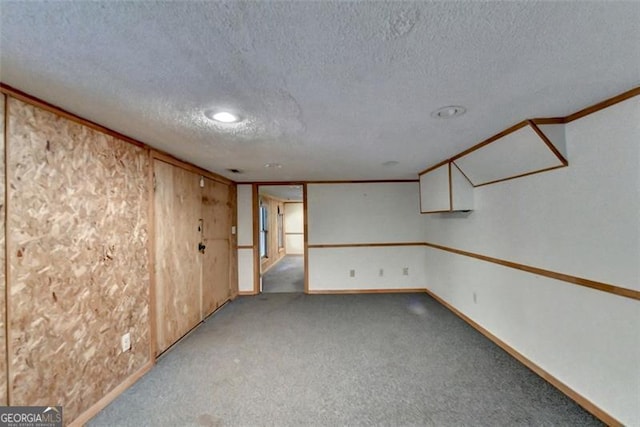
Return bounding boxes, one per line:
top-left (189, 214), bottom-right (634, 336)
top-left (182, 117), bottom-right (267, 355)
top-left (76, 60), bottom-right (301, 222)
top-left (201, 178), bottom-right (232, 317)
top-left (154, 160), bottom-right (202, 354)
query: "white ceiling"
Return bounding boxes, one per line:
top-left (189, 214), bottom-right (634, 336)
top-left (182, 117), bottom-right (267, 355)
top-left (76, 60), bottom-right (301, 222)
top-left (1, 1), bottom-right (638, 182)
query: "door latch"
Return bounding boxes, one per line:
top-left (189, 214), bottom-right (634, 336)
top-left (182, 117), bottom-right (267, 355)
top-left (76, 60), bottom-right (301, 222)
top-left (198, 242), bottom-right (206, 254)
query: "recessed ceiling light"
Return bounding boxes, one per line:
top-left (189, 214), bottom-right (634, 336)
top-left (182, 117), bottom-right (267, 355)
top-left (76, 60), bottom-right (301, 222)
top-left (431, 105), bottom-right (466, 119)
top-left (264, 163), bottom-right (282, 169)
top-left (205, 110), bottom-right (240, 123)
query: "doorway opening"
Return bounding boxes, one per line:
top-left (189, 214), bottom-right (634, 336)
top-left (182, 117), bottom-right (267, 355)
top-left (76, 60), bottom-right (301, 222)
top-left (257, 184), bottom-right (305, 293)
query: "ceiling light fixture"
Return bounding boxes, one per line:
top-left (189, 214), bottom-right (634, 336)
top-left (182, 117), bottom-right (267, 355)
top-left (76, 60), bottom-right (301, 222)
top-left (431, 105), bottom-right (466, 119)
top-left (205, 110), bottom-right (240, 123)
top-left (264, 163), bottom-right (282, 169)
top-left (382, 160), bottom-right (399, 167)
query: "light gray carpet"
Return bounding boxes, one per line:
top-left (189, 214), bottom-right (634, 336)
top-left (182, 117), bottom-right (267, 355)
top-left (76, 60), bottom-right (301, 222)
top-left (262, 255), bottom-right (304, 293)
top-left (89, 293), bottom-right (601, 427)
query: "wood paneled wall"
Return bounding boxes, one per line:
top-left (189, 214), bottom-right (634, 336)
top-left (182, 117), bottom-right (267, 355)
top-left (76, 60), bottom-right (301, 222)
top-left (0, 94), bottom-right (6, 405)
top-left (0, 87), bottom-right (238, 425)
top-left (201, 177), bottom-right (232, 317)
top-left (154, 161), bottom-right (237, 355)
top-left (154, 160), bottom-right (202, 354)
top-left (6, 98), bottom-right (150, 421)
top-left (259, 195), bottom-right (285, 272)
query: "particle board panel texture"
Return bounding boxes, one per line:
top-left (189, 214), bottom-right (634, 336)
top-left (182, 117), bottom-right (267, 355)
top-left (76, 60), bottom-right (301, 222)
top-left (201, 178), bottom-right (231, 316)
top-left (154, 160), bottom-right (202, 354)
top-left (0, 94), bottom-right (7, 405)
top-left (6, 98), bottom-right (150, 421)
top-left (202, 240), bottom-right (230, 317)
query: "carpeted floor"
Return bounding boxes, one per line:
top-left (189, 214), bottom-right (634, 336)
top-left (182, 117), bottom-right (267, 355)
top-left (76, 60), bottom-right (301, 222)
top-left (89, 293), bottom-right (602, 427)
top-left (262, 255), bottom-right (304, 293)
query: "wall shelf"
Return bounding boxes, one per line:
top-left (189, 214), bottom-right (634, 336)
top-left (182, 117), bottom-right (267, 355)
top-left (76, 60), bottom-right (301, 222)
top-left (419, 120), bottom-right (568, 213)
top-left (419, 161), bottom-right (473, 213)
top-left (452, 121), bottom-right (567, 187)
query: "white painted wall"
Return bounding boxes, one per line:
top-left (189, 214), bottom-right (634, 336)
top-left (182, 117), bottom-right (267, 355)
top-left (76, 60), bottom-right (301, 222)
top-left (236, 184), bottom-right (254, 293)
top-left (309, 246), bottom-right (427, 291)
top-left (307, 182), bottom-right (426, 291)
top-left (422, 97), bottom-right (640, 425)
top-left (284, 202), bottom-right (304, 255)
top-left (308, 182), bottom-right (423, 244)
top-left (236, 184), bottom-right (253, 247)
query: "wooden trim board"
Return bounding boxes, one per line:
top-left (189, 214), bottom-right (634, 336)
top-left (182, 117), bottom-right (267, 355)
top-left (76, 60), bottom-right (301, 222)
top-left (150, 151), bottom-right (231, 186)
top-left (528, 120), bottom-right (568, 166)
top-left (69, 360), bottom-right (154, 427)
top-left (451, 161), bottom-right (473, 186)
top-left (0, 84), bottom-right (145, 148)
top-left (447, 163), bottom-right (453, 211)
top-left (308, 242), bottom-right (425, 249)
top-left (451, 121), bottom-right (529, 163)
top-left (472, 164), bottom-right (567, 188)
top-left (419, 87), bottom-right (639, 187)
top-left (455, 121), bottom-right (568, 187)
top-left (564, 86), bottom-right (640, 123)
top-left (252, 184), bottom-right (260, 294)
top-left (423, 242), bottom-right (639, 301)
top-left (240, 179), bottom-right (419, 185)
top-left (237, 245), bottom-right (253, 249)
top-left (308, 288), bottom-right (427, 295)
top-left (303, 184), bottom-right (309, 294)
top-left (423, 288), bottom-right (623, 427)
top-left (238, 291), bottom-right (258, 296)
top-left (3, 93), bottom-right (11, 405)
top-left (420, 209), bottom-right (452, 214)
top-left (0, 84), bottom-right (233, 186)
top-left (418, 159), bottom-right (450, 177)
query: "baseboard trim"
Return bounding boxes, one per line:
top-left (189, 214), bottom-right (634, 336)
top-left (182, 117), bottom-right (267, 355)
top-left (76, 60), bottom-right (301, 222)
top-left (238, 290), bottom-right (257, 296)
top-left (69, 359), bottom-right (154, 427)
top-left (307, 288), bottom-right (426, 295)
top-left (423, 288), bottom-right (622, 427)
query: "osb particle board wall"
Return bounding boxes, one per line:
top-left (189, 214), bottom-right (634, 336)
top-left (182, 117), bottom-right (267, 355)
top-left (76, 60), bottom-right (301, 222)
top-left (154, 159), bottom-right (202, 354)
top-left (201, 177), bottom-right (233, 317)
top-left (6, 97), bottom-right (150, 422)
top-left (0, 94), bottom-right (7, 405)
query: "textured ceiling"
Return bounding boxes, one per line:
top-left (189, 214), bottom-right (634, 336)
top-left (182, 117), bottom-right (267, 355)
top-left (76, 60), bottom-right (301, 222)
top-left (1, 1), bottom-right (638, 182)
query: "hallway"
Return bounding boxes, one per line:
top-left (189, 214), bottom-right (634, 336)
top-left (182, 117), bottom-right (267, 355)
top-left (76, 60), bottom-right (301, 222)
top-left (262, 255), bottom-right (304, 293)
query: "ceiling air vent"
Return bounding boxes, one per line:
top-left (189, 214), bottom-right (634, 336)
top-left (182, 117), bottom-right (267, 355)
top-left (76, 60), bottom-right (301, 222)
top-left (226, 168), bottom-right (243, 174)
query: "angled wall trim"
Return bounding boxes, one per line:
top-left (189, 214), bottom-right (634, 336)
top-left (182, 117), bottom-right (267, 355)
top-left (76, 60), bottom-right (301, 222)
top-left (451, 122), bottom-right (568, 187)
top-left (419, 86), bottom-right (640, 187)
top-left (423, 242), bottom-right (640, 301)
top-left (308, 242), bottom-right (425, 249)
top-left (308, 288), bottom-right (427, 295)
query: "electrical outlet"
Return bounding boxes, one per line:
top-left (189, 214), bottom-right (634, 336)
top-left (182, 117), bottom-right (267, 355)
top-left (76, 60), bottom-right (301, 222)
top-left (402, 267), bottom-right (409, 276)
top-left (379, 268), bottom-right (384, 277)
top-left (121, 332), bottom-right (131, 352)
top-left (349, 269), bottom-right (355, 278)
